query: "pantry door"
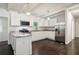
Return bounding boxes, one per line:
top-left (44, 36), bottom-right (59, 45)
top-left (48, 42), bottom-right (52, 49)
top-left (0, 17), bottom-right (8, 42)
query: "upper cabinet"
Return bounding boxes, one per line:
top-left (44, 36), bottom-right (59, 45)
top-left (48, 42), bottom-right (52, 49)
top-left (10, 12), bottom-right (30, 26)
top-left (20, 13), bottom-right (27, 21)
top-left (49, 17), bottom-right (57, 26)
top-left (10, 11), bottom-right (20, 26)
top-left (56, 13), bottom-right (65, 25)
top-left (36, 18), bottom-right (49, 27)
top-left (43, 19), bottom-right (48, 26)
top-left (48, 11), bottom-right (65, 26)
top-left (57, 14), bottom-right (65, 23)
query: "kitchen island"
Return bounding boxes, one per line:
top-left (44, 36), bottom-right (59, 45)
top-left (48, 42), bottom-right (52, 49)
top-left (9, 29), bottom-right (55, 55)
top-left (9, 32), bottom-right (32, 55)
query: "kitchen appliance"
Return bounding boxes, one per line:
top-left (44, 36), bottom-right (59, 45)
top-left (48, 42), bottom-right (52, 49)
top-left (19, 29), bottom-right (30, 33)
top-left (20, 21), bottom-right (30, 26)
top-left (55, 25), bottom-right (65, 44)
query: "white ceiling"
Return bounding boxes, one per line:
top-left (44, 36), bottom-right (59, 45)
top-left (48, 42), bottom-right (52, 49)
top-left (8, 3), bottom-right (76, 17)
top-left (70, 5), bottom-right (79, 18)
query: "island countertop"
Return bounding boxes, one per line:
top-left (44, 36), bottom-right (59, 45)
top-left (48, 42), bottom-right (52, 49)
top-left (32, 29), bottom-right (56, 32)
top-left (11, 32), bottom-right (32, 37)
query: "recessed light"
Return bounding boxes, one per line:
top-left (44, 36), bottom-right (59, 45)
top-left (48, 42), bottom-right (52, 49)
top-left (47, 17), bottom-right (50, 20)
top-left (26, 12), bottom-right (31, 15)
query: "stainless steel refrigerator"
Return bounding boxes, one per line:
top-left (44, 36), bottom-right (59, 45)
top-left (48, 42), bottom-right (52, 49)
top-left (55, 24), bottom-right (65, 44)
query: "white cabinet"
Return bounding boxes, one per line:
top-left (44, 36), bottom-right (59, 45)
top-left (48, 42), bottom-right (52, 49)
top-left (32, 31), bottom-right (44, 41)
top-left (42, 31), bottom-right (55, 40)
top-left (10, 11), bottom-right (20, 26)
top-left (20, 13), bottom-right (27, 21)
top-left (49, 17), bottom-right (57, 26)
top-left (38, 19), bottom-right (48, 26)
top-left (15, 36), bottom-right (32, 55)
top-left (31, 17), bottom-right (48, 27)
top-left (20, 13), bottom-right (32, 26)
top-left (47, 31), bottom-right (55, 40)
top-left (42, 19), bottom-right (48, 26)
top-left (48, 13), bottom-right (65, 26)
top-left (10, 33), bottom-right (32, 55)
top-left (57, 14), bottom-right (65, 23)
top-left (32, 31), bottom-right (55, 41)
top-left (38, 19), bottom-right (43, 26)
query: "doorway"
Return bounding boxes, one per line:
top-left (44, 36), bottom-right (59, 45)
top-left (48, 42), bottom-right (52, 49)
top-left (0, 17), bottom-right (8, 42)
top-left (70, 8), bottom-right (79, 39)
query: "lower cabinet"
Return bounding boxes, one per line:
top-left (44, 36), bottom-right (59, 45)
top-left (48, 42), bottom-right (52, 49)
top-left (47, 31), bottom-right (55, 40)
top-left (32, 31), bottom-right (45, 41)
top-left (11, 35), bottom-right (32, 55)
top-left (32, 31), bottom-right (55, 41)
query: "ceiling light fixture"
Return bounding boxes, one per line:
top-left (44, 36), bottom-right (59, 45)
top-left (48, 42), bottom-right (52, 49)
top-left (47, 17), bottom-right (50, 20)
top-left (26, 12), bottom-right (31, 15)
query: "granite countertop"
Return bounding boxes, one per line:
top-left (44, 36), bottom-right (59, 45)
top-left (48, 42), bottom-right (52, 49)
top-left (11, 32), bottom-right (32, 37)
top-left (32, 29), bottom-right (56, 32)
top-left (10, 29), bottom-right (56, 37)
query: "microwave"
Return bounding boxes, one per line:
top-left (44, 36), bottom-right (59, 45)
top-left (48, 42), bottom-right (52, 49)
top-left (20, 21), bottom-right (30, 26)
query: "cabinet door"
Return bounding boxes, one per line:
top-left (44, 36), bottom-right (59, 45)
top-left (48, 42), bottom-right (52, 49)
top-left (10, 12), bottom-right (20, 26)
top-left (32, 32), bottom-right (45, 41)
top-left (57, 14), bottom-right (65, 23)
top-left (20, 13), bottom-right (27, 21)
top-left (16, 37), bottom-right (27, 54)
top-left (43, 19), bottom-right (48, 26)
top-left (38, 19), bottom-right (48, 26)
top-left (38, 19), bottom-right (43, 26)
top-left (15, 37), bottom-right (32, 55)
top-left (47, 31), bottom-right (55, 40)
top-left (49, 18), bottom-right (57, 26)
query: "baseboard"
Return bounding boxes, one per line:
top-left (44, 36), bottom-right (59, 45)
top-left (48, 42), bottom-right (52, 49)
top-left (65, 38), bottom-right (75, 45)
top-left (46, 38), bottom-right (55, 41)
top-left (32, 38), bottom-right (49, 43)
top-left (65, 40), bottom-right (72, 45)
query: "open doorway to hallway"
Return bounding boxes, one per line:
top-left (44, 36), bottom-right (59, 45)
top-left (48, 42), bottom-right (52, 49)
top-left (70, 5), bottom-right (79, 39)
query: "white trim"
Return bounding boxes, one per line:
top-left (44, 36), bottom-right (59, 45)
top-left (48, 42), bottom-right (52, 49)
top-left (67, 4), bottom-right (79, 10)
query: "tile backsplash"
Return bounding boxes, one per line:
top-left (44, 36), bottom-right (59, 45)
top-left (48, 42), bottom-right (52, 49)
top-left (9, 26), bottom-right (32, 32)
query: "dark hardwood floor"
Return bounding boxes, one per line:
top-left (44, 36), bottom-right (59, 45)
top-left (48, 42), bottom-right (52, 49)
top-left (0, 41), bottom-right (13, 55)
top-left (32, 38), bottom-right (79, 55)
top-left (0, 38), bottom-right (79, 55)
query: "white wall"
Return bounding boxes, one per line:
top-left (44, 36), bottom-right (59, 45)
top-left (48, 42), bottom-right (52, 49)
top-left (75, 17), bottom-right (79, 37)
top-left (0, 17), bottom-right (8, 42)
top-left (0, 3), bottom-right (8, 10)
top-left (0, 4), bottom-right (9, 42)
top-left (0, 8), bottom-right (9, 17)
top-left (0, 3), bottom-right (8, 17)
top-left (65, 10), bottom-right (75, 44)
top-left (72, 16), bottom-right (75, 39)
